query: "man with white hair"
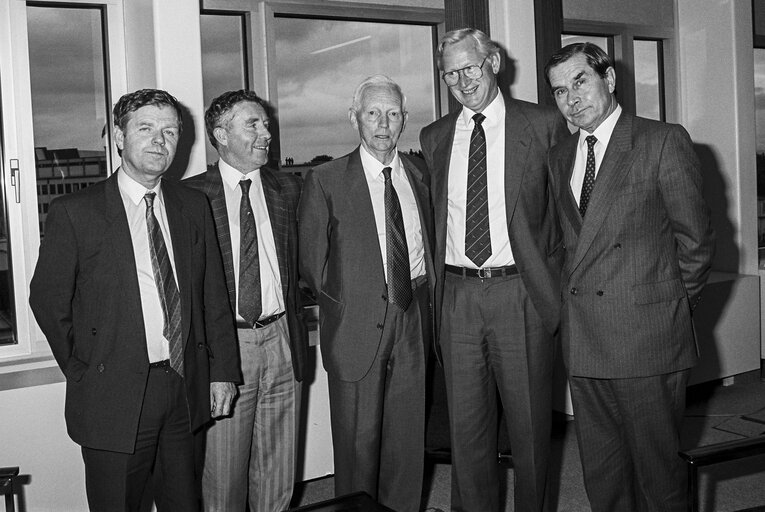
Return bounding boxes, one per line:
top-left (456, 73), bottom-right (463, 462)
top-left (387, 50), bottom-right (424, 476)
top-left (299, 75), bottom-right (435, 512)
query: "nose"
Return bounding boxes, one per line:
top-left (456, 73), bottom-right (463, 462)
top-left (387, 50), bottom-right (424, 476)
top-left (152, 131), bottom-right (166, 146)
top-left (567, 91), bottom-right (579, 107)
top-left (378, 114), bottom-right (389, 128)
top-left (457, 70), bottom-right (472, 88)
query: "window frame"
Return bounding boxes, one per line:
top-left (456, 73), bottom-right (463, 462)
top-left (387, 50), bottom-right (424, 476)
top-left (0, 0), bottom-right (127, 363)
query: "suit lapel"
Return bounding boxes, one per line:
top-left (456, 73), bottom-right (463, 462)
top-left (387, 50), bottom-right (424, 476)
top-left (347, 148), bottom-right (387, 280)
top-left (260, 167), bottom-right (290, 296)
top-left (204, 166), bottom-right (237, 311)
top-left (162, 181), bottom-right (193, 350)
top-left (503, 98), bottom-right (533, 226)
top-left (432, 112), bottom-right (459, 265)
top-left (555, 135), bottom-right (583, 235)
top-left (570, 112), bottom-right (637, 272)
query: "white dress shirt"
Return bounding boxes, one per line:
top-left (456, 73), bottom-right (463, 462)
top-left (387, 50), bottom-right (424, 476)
top-left (571, 104), bottom-right (622, 205)
top-left (219, 159), bottom-right (284, 321)
top-left (118, 169), bottom-right (177, 363)
top-left (446, 92), bottom-right (514, 268)
top-left (359, 145), bottom-right (426, 281)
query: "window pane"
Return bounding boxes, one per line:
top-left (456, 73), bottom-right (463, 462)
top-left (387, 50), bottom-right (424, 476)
top-left (561, 34), bottom-right (610, 53)
top-left (27, 4), bottom-right (110, 237)
top-left (754, 49), bottom-right (765, 250)
top-left (634, 39), bottom-right (663, 121)
top-left (0, 140), bottom-right (14, 344)
top-left (201, 13), bottom-right (248, 164)
top-left (274, 17), bottom-right (436, 170)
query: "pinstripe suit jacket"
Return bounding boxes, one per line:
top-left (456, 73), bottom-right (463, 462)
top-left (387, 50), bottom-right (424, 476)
top-left (184, 164), bottom-right (307, 381)
top-left (298, 148), bottom-right (436, 382)
top-left (548, 112), bottom-right (714, 379)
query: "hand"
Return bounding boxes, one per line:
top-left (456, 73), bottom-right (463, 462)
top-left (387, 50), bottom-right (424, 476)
top-left (209, 381), bottom-right (238, 418)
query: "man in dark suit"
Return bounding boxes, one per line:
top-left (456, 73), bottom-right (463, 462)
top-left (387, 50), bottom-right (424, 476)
top-left (419, 28), bottom-right (567, 512)
top-left (545, 43), bottom-right (714, 511)
top-left (29, 88), bottom-right (240, 511)
top-left (298, 75), bottom-right (435, 512)
top-left (184, 89), bottom-right (307, 512)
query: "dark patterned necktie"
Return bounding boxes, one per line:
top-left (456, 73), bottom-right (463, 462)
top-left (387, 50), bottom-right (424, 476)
top-left (579, 135), bottom-right (598, 217)
top-left (382, 166), bottom-right (412, 311)
top-left (238, 179), bottom-right (262, 325)
top-left (465, 112), bottom-right (491, 267)
top-left (144, 192), bottom-right (184, 377)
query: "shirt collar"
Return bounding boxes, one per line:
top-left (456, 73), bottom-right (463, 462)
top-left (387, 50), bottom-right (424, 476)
top-left (219, 158), bottom-right (260, 192)
top-left (578, 104), bottom-right (622, 150)
top-left (359, 144), bottom-right (402, 181)
top-left (117, 167), bottom-right (163, 206)
top-left (459, 89), bottom-right (504, 128)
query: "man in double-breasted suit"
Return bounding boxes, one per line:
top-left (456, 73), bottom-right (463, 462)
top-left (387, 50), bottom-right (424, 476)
top-left (419, 28), bottom-right (567, 512)
top-left (298, 75), bottom-right (435, 512)
top-left (30, 89), bottom-right (240, 511)
top-left (545, 43), bottom-right (714, 511)
top-left (184, 89), bottom-right (307, 512)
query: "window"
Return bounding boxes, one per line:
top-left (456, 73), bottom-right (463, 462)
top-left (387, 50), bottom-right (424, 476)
top-left (200, 12), bottom-right (248, 164)
top-left (0, 0), bottom-right (125, 358)
top-left (754, 49), bottom-right (765, 250)
top-left (273, 17), bottom-right (437, 169)
top-left (633, 39), bottom-right (663, 121)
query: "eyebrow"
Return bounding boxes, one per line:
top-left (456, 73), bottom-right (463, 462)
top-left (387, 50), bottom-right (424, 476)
top-left (573, 71), bottom-right (586, 81)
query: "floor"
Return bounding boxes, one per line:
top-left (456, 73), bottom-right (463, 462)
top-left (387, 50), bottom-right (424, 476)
top-left (290, 371), bottom-right (765, 511)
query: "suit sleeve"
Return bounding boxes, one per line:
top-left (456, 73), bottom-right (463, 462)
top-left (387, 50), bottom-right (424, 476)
top-left (201, 198), bottom-right (241, 383)
top-left (658, 125), bottom-right (715, 309)
top-left (29, 199), bottom-right (84, 380)
top-left (297, 169), bottom-right (328, 297)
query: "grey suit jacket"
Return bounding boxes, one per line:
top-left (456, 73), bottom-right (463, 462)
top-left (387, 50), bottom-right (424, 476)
top-left (419, 95), bottom-right (568, 336)
top-left (298, 147), bottom-right (435, 382)
top-left (184, 164), bottom-right (307, 381)
top-left (548, 111), bottom-right (715, 378)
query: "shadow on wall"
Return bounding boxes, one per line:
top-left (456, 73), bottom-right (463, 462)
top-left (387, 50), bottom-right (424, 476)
top-left (165, 102), bottom-right (196, 182)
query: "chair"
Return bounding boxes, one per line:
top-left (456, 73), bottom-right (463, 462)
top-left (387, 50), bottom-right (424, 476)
top-left (679, 436), bottom-right (765, 512)
top-left (0, 467), bottom-right (19, 512)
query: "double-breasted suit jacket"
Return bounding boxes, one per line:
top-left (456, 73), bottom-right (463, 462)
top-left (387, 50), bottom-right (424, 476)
top-left (420, 95), bottom-right (568, 336)
top-left (298, 148), bottom-right (435, 382)
top-left (30, 172), bottom-right (240, 453)
top-left (184, 164), bottom-right (307, 381)
top-left (548, 111), bottom-right (715, 378)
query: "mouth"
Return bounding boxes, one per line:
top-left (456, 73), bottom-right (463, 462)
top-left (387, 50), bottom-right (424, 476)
top-left (459, 84), bottom-right (479, 95)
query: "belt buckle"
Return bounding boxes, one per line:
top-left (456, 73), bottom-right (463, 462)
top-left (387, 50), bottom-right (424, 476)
top-left (477, 267), bottom-right (491, 279)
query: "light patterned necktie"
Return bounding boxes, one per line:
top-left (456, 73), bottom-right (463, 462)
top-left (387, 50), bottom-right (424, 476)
top-left (144, 192), bottom-right (183, 377)
top-left (465, 112), bottom-right (491, 266)
top-left (238, 179), bottom-right (262, 325)
top-left (579, 135), bottom-right (598, 217)
top-left (383, 166), bottom-right (412, 311)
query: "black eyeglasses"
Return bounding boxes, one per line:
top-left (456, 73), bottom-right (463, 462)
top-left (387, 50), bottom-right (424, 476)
top-left (441, 56), bottom-right (488, 86)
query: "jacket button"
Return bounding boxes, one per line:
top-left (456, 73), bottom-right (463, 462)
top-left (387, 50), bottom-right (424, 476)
top-left (597, 290), bottom-right (604, 296)
top-left (97, 363), bottom-right (105, 373)
top-left (198, 343), bottom-right (204, 349)
top-left (91, 328), bottom-right (97, 336)
top-left (570, 288), bottom-right (578, 295)
top-left (381, 295), bottom-right (387, 301)
top-left (614, 243), bottom-right (622, 249)
top-left (376, 323), bottom-right (383, 329)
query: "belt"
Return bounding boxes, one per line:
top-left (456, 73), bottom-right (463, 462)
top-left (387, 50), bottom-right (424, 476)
top-left (237, 311), bottom-right (285, 330)
top-left (149, 359), bottom-right (170, 369)
top-left (445, 264), bottom-right (518, 279)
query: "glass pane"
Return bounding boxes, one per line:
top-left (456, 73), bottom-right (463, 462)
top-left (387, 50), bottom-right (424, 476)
top-left (634, 39), bottom-right (663, 121)
top-left (201, 13), bottom-right (247, 165)
top-left (0, 131), bottom-right (14, 344)
top-left (754, 49), bottom-right (765, 251)
top-left (274, 17), bottom-right (436, 170)
top-left (561, 34), bottom-right (610, 53)
top-left (27, 4), bottom-right (110, 238)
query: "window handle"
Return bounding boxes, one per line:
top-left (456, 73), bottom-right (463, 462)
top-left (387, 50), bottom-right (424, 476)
top-left (9, 159), bottom-right (20, 203)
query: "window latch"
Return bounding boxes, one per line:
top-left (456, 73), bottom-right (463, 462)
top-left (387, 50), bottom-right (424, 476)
top-left (9, 159), bottom-right (20, 203)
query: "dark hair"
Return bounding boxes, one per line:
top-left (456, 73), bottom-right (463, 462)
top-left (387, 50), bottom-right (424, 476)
top-left (205, 90), bottom-right (268, 149)
top-left (436, 28), bottom-right (500, 70)
top-left (544, 42), bottom-right (613, 89)
top-left (112, 89), bottom-right (183, 132)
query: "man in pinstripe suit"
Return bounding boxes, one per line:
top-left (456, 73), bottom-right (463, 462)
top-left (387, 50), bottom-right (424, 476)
top-left (185, 90), bottom-right (307, 512)
top-left (545, 43), bottom-right (714, 512)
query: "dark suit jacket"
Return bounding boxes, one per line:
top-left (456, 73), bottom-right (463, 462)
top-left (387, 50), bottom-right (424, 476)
top-left (29, 172), bottom-right (241, 454)
top-left (419, 95), bottom-right (568, 336)
top-left (548, 112), bottom-right (715, 378)
top-left (184, 164), bottom-right (307, 381)
top-left (298, 148), bottom-right (435, 382)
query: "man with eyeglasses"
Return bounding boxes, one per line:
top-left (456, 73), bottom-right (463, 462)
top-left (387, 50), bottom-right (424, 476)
top-left (299, 75), bottom-right (435, 512)
top-left (420, 28), bottom-right (568, 512)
